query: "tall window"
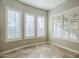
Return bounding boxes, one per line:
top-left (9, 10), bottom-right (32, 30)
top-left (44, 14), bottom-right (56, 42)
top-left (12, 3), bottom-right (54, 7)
top-left (24, 14), bottom-right (35, 39)
top-left (53, 16), bottom-right (62, 39)
top-left (37, 16), bottom-right (45, 37)
top-left (52, 15), bottom-right (78, 41)
top-left (5, 7), bottom-right (21, 42)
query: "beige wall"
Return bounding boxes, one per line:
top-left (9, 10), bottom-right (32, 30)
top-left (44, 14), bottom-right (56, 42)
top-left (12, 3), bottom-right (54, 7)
top-left (1, 0), bottom-right (48, 51)
top-left (48, 0), bottom-right (79, 52)
top-left (0, 0), bottom-right (2, 52)
top-left (0, 0), bottom-right (5, 52)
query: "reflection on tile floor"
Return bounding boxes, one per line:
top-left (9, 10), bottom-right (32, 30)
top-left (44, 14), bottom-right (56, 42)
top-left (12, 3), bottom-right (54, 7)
top-left (1, 43), bottom-right (78, 58)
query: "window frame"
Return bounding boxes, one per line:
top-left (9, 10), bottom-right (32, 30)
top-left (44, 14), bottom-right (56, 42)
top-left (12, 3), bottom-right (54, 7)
top-left (36, 16), bottom-right (46, 38)
top-left (24, 13), bottom-right (35, 39)
top-left (5, 6), bottom-right (22, 42)
top-left (51, 15), bottom-right (79, 43)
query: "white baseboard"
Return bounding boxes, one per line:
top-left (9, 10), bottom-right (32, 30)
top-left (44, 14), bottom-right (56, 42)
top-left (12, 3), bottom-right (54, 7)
top-left (1, 42), bottom-right (47, 55)
top-left (49, 42), bottom-right (79, 54)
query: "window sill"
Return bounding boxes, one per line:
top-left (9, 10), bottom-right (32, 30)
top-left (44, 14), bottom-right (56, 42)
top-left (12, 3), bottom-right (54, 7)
top-left (5, 39), bottom-right (22, 43)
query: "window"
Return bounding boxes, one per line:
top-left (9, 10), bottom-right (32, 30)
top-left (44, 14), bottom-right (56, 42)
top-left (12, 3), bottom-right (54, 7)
top-left (53, 16), bottom-right (62, 39)
top-left (24, 14), bottom-right (35, 39)
top-left (52, 14), bottom-right (79, 42)
top-left (37, 16), bottom-right (45, 37)
top-left (5, 7), bottom-right (21, 42)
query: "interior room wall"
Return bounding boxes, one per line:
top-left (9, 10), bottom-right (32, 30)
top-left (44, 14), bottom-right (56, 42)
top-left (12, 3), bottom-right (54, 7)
top-left (48, 0), bottom-right (79, 53)
top-left (1, 0), bottom-right (48, 52)
top-left (0, 0), bottom-right (4, 52)
top-left (0, 0), bottom-right (2, 52)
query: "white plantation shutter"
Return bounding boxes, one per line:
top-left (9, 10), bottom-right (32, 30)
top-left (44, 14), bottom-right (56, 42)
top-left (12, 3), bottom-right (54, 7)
top-left (37, 16), bottom-right (45, 37)
top-left (24, 14), bottom-right (35, 38)
top-left (6, 7), bottom-right (21, 42)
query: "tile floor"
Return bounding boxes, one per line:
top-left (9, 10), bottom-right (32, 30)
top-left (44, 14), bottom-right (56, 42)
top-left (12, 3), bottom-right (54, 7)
top-left (1, 43), bottom-right (78, 58)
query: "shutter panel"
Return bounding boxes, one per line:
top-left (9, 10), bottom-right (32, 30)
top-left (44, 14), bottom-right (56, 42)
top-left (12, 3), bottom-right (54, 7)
top-left (24, 14), bottom-right (35, 39)
top-left (7, 9), bottom-right (20, 40)
top-left (37, 16), bottom-right (45, 37)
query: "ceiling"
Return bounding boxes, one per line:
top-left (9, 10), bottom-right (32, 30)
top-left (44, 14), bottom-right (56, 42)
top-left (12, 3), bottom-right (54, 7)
top-left (18, 0), bottom-right (67, 10)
